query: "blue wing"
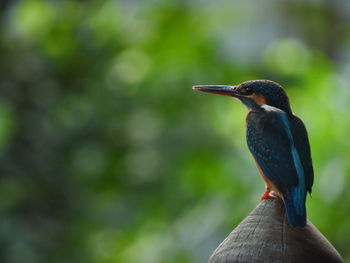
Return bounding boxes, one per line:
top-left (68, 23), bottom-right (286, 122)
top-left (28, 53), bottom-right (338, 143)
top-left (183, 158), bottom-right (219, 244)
top-left (290, 116), bottom-right (314, 194)
top-left (246, 110), bottom-right (308, 227)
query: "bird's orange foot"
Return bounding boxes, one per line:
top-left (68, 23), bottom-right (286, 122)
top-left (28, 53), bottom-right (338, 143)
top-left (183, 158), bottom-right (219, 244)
top-left (260, 189), bottom-right (278, 201)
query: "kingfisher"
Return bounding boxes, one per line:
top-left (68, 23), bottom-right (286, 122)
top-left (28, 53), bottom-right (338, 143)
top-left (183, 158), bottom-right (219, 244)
top-left (193, 80), bottom-right (313, 227)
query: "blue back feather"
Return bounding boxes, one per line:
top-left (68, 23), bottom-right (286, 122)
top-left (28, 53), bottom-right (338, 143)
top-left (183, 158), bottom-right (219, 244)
top-left (279, 112), bottom-right (307, 227)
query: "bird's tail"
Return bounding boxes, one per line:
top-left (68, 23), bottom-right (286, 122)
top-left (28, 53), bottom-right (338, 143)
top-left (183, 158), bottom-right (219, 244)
top-left (283, 188), bottom-right (307, 227)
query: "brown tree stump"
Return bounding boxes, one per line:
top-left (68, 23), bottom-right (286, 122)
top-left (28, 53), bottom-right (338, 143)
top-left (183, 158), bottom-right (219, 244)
top-left (209, 198), bottom-right (343, 263)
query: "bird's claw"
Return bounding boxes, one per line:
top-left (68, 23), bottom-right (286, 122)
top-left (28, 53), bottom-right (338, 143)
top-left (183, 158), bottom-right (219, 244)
top-left (260, 189), bottom-right (278, 201)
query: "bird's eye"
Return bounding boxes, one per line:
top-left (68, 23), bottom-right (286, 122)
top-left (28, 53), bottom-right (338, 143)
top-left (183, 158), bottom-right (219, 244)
top-left (241, 86), bottom-right (252, 95)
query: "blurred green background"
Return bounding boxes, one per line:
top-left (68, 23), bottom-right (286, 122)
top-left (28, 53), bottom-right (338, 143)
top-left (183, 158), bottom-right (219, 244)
top-left (1, 0), bottom-right (350, 262)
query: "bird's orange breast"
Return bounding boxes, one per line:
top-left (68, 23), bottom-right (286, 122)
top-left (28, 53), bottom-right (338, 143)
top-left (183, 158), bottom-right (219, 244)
top-left (253, 158), bottom-right (283, 198)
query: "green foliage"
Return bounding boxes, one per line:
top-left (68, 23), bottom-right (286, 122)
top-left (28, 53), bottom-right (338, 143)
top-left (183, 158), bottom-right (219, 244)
top-left (1, 0), bottom-right (350, 262)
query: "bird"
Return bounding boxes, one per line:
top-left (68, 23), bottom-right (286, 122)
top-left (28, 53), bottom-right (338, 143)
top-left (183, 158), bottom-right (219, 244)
top-left (192, 80), bottom-right (314, 227)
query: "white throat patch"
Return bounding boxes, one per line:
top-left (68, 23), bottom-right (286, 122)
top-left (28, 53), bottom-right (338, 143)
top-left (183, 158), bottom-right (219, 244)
top-left (261, 104), bottom-right (283, 112)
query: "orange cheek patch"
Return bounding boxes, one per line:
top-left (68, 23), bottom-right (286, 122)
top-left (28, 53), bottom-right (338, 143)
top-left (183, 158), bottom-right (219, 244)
top-left (246, 94), bottom-right (266, 105)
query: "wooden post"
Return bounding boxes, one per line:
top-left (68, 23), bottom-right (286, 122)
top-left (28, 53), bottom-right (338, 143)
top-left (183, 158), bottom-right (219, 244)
top-left (209, 198), bottom-right (343, 263)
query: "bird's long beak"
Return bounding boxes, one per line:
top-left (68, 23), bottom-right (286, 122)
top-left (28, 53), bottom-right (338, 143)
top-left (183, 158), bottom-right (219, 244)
top-left (192, 85), bottom-right (241, 97)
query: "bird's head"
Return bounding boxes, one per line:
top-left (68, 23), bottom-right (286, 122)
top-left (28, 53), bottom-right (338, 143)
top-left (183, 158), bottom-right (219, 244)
top-left (193, 80), bottom-right (292, 114)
